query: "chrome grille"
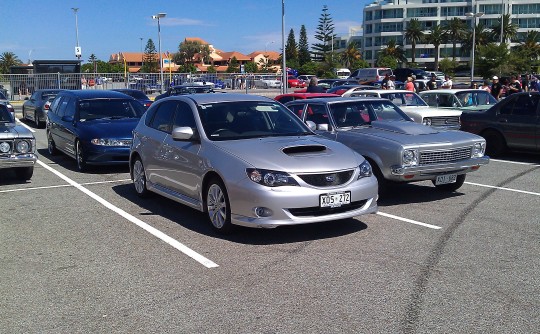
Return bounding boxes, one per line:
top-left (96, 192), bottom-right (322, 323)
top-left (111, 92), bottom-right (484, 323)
top-left (297, 169), bottom-right (354, 187)
top-left (420, 147), bottom-right (472, 165)
top-left (430, 116), bottom-right (460, 127)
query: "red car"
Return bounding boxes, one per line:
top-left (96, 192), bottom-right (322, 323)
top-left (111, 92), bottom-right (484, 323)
top-left (287, 76), bottom-right (306, 88)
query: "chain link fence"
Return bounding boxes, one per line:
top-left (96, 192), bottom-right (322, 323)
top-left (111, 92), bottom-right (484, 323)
top-left (0, 72), bottom-right (274, 101)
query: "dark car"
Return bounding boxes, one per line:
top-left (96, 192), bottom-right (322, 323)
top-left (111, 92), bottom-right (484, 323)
top-left (393, 68), bottom-right (430, 82)
top-left (0, 104), bottom-right (37, 180)
top-left (154, 85), bottom-right (214, 101)
top-left (460, 92), bottom-right (540, 156)
top-left (112, 89), bottom-right (153, 109)
top-left (22, 89), bottom-right (64, 127)
top-left (46, 90), bottom-right (146, 172)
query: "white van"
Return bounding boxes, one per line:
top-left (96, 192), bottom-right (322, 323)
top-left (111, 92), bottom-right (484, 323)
top-left (334, 68), bottom-right (351, 79)
top-left (349, 67), bottom-right (393, 83)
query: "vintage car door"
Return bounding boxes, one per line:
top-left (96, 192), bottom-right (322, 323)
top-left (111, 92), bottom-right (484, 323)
top-left (496, 94), bottom-right (539, 150)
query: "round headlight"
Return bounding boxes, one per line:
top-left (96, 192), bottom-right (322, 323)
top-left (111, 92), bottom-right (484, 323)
top-left (422, 117), bottom-right (432, 126)
top-left (403, 149), bottom-right (418, 165)
top-left (0, 142), bottom-right (10, 153)
top-left (16, 140), bottom-right (30, 153)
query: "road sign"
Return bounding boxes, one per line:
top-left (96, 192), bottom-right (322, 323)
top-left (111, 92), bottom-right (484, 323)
top-left (75, 47), bottom-right (82, 57)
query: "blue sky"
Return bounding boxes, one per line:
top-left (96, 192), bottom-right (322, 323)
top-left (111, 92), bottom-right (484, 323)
top-left (0, 0), bottom-right (370, 64)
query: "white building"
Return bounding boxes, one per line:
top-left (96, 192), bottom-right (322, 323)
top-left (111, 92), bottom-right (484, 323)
top-left (362, 0), bottom-right (540, 69)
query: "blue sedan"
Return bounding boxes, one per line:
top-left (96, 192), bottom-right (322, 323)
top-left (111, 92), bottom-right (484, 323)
top-left (46, 90), bottom-right (146, 172)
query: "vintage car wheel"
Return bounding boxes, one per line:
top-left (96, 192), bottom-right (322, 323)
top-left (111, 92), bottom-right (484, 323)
top-left (432, 174), bottom-right (466, 192)
top-left (369, 161), bottom-right (390, 196)
top-left (15, 167), bottom-right (34, 180)
top-left (47, 132), bottom-right (58, 155)
top-left (75, 140), bottom-right (87, 172)
top-left (132, 157), bottom-right (150, 198)
top-left (483, 130), bottom-right (506, 157)
top-left (205, 177), bottom-right (232, 233)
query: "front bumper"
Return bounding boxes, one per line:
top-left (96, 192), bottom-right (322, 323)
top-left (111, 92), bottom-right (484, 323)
top-left (387, 156), bottom-right (490, 182)
top-left (0, 153), bottom-right (37, 169)
top-left (83, 145), bottom-right (130, 165)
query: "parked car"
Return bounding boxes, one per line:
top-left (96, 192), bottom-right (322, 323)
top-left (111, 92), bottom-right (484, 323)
top-left (129, 93), bottom-right (378, 232)
top-left (341, 89), bottom-right (462, 130)
top-left (112, 89), bottom-right (153, 109)
top-left (349, 67), bottom-right (393, 83)
top-left (154, 85), bottom-right (215, 101)
top-left (364, 80), bottom-right (405, 90)
top-left (460, 92), bottom-right (540, 156)
top-left (393, 68), bottom-right (430, 82)
top-left (253, 75), bottom-right (282, 89)
top-left (0, 104), bottom-right (37, 180)
top-left (419, 89), bottom-right (498, 114)
top-left (46, 90), bottom-right (146, 172)
top-left (21, 89), bottom-right (63, 128)
top-left (0, 91), bottom-right (14, 120)
top-left (274, 92), bottom-right (340, 105)
top-left (287, 76), bottom-right (306, 88)
top-left (297, 75), bottom-right (316, 82)
top-left (285, 97), bottom-right (489, 193)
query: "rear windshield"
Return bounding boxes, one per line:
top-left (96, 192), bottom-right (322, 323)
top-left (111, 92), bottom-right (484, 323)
top-left (378, 69), bottom-right (393, 77)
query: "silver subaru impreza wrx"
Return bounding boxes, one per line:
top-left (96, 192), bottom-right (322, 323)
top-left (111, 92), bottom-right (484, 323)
top-left (129, 93), bottom-right (378, 233)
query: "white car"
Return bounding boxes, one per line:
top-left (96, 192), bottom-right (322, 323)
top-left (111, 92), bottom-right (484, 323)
top-left (341, 89), bottom-right (461, 130)
top-left (253, 75), bottom-right (282, 89)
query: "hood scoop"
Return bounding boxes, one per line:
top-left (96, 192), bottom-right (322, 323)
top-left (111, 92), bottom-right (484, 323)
top-left (282, 144), bottom-right (327, 156)
top-left (371, 120), bottom-right (439, 135)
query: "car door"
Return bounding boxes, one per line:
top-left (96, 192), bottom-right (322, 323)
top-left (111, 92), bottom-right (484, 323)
top-left (48, 95), bottom-right (70, 152)
top-left (59, 97), bottom-right (77, 156)
top-left (159, 101), bottom-right (203, 201)
top-left (25, 92), bottom-right (39, 119)
top-left (496, 94), bottom-right (540, 150)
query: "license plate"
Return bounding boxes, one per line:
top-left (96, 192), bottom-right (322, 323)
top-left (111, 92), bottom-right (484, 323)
top-left (320, 191), bottom-right (351, 208)
top-left (435, 174), bottom-right (457, 185)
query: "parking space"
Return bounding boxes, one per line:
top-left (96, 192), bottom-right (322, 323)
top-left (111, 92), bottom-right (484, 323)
top-left (1, 107), bottom-right (539, 333)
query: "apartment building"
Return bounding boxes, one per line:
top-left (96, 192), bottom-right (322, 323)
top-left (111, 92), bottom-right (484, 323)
top-left (362, 0), bottom-right (540, 69)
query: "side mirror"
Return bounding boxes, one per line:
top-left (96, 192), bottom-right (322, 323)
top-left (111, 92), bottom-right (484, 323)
top-left (305, 120), bottom-right (316, 131)
top-left (317, 124), bottom-right (329, 131)
top-left (172, 126), bottom-right (199, 142)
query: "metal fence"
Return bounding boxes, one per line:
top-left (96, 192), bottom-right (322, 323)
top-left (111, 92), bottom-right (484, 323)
top-left (0, 72), bottom-right (272, 100)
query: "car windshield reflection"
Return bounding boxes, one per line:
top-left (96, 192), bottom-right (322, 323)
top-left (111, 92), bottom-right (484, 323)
top-left (78, 99), bottom-right (145, 121)
top-left (198, 101), bottom-right (311, 141)
top-left (329, 100), bottom-right (409, 128)
top-left (455, 91), bottom-right (498, 107)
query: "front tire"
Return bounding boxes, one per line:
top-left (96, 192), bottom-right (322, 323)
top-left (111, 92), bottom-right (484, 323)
top-left (205, 177), bottom-right (232, 233)
top-left (75, 140), bottom-right (87, 172)
top-left (47, 131), bottom-right (58, 155)
top-left (483, 130), bottom-right (506, 157)
top-left (15, 167), bottom-right (33, 180)
top-left (432, 174), bottom-right (466, 192)
top-left (132, 157), bottom-right (150, 198)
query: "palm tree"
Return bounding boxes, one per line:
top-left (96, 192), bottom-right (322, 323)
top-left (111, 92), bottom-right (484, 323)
top-left (339, 42), bottom-right (362, 69)
top-left (514, 30), bottom-right (540, 60)
top-left (404, 18), bottom-right (424, 64)
top-left (491, 14), bottom-right (518, 44)
top-left (0, 52), bottom-right (22, 74)
top-left (379, 39), bottom-right (406, 63)
top-left (443, 17), bottom-right (468, 61)
top-left (461, 23), bottom-right (490, 56)
top-left (424, 24), bottom-right (446, 70)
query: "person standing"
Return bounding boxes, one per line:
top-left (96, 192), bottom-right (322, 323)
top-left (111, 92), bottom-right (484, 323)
top-left (405, 77), bottom-right (415, 92)
top-left (427, 75), bottom-right (438, 90)
top-left (381, 73), bottom-right (390, 90)
top-left (490, 76), bottom-right (503, 100)
top-left (441, 75), bottom-right (453, 89)
top-left (306, 77), bottom-right (325, 93)
top-left (507, 76), bottom-right (522, 95)
top-left (386, 75), bottom-right (396, 90)
top-left (480, 80), bottom-right (491, 93)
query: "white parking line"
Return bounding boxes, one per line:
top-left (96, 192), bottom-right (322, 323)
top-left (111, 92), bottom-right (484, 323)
top-left (36, 160), bottom-right (219, 269)
top-left (465, 181), bottom-right (540, 196)
top-left (490, 159), bottom-right (540, 167)
top-left (0, 179), bottom-right (131, 193)
top-left (16, 118), bottom-right (36, 133)
top-left (377, 211), bottom-right (442, 230)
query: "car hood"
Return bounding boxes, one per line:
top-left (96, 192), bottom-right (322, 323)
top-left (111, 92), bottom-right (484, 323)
top-left (210, 136), bottom-right (362, 173)
top-left (0, 123), bottom-right (34, 139)
top-left (349, 120), bottom-right (480, 146)
top-left (77, 118), bottom-right (140, 139)
top-left (401, 106), bottom-right (462, 117)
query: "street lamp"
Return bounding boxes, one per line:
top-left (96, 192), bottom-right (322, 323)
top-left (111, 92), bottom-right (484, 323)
top-left (152, 13), bottom-right (166, 94)
top-left (281, 0), bottom-right (287, 94)
top-left (71, 8), bottom-right (81, 60)
top-left (465, 12), bottom-right (484, 83)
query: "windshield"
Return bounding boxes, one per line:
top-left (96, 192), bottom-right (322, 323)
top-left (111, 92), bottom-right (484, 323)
top-left (0, 92), bottom-right (7, 100)
top-left (379, 92), bottom-right (428, 107)
top-left (78, 99), bottom-right (145, 121)
top-left (198, 101), bottom-right (311, 141)
top-left (329, 100), bottom-right (410, 128)
top-left (0, 106), bottom-right (14, 122)
top-left (455, 91), bottom-right (498, 107)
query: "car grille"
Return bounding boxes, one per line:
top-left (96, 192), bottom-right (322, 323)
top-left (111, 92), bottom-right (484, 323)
top-left (419, 147), bottom-right (472, 165)
top-left (297, 169), bottom-right (354, 187)
top-left (288, 200), bottom-right (367, 217)
top-left (430, 116), bottom-right (460, 127)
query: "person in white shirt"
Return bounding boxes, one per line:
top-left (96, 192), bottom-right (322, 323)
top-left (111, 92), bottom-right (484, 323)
top-left (441, 75), bottom-right (453, 89)
top-left (386, 75), bottom-right (396, 90)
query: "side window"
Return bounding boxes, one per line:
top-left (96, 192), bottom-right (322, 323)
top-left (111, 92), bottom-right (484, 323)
top-left (305, 104), bottom-right (330, 128)
top-left (511, 95), bottom-right (539, 116)
top-left (149, 101), bottom-right (177, 133)
top-left (173, 102), bottom-right (196, 128)
top-left (49, 96), bottom-right (63, 115)
top-left (57, 97), bottom-right (70, 117)
top-left (286, 104), bottom-right (305, 118)
top-left (421, 94), bottom-right (437, 107)
top-left (64, 97), bottom-right (75, 117)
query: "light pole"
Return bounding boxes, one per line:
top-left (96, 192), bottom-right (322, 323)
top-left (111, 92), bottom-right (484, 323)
top-left (71, 8), bottom-right (81, 60)
top-left (152, 13), bottom-right (166, 94)
top-left (465, 12), bottom-right (484, 83)
top-left (281, 0), bottom-right (287, 94)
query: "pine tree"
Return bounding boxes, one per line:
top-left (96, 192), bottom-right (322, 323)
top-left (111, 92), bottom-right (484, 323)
top-left (285, 29), bottom-right (298, 63)
top-left (311, 5), bottom-right (336, 62)
top-left (298, 25), bottom-right (311, 66)
top-left (141, 39), bottom-right (158, 73)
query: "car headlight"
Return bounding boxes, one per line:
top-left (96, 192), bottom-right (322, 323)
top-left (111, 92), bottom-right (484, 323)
top-left (0, 142), bottom-right (10, 153)
top-left (472, 142), bottom-right (485, 157)
top-left (6, 104), bottom-right (14, 111)
top-left (91, 138), bottom-right (132, 146)
top-left (16, 140), bottom-right (30, 153)
top-left (246, 168), bottom-right (299, 187)
top-left (402, 149), bottom-right (418, 166)
top-left (358, 160), bottom-right (372, 179)
top-left (422, 117), bottom-right (432, 126)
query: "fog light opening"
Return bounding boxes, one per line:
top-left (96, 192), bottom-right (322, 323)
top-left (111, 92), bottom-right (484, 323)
top-left (253, 207), bottom-right (273, 217)
top-left (404, 174), bottom-right (415, 179)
